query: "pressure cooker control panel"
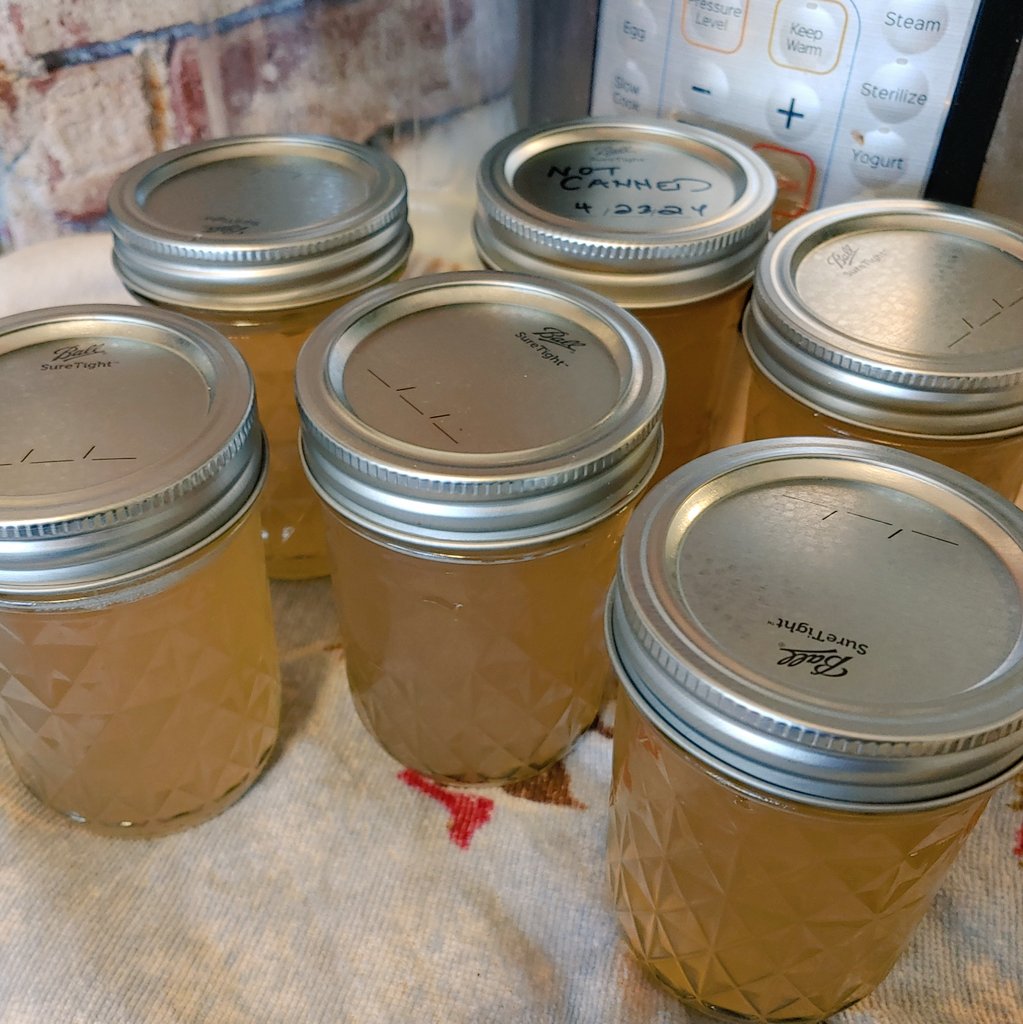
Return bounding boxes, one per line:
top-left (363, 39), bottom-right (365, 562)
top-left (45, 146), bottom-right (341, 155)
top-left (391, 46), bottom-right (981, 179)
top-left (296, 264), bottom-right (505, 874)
top-left (590, 0), bottom-right (985, 217)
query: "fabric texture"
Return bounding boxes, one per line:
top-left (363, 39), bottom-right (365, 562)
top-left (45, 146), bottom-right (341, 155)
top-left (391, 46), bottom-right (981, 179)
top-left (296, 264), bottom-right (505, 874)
top-left (1, 235), bottom-right (1022, 1024)
top-left (2, 578), bottom-right (1021, 1023)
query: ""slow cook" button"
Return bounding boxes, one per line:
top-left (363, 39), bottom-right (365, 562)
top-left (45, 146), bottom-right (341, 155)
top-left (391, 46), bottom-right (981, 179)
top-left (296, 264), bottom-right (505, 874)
top-left (609, 61), bottom-right (651, 112)
top-left (860, 58), bottom-right (929, 123)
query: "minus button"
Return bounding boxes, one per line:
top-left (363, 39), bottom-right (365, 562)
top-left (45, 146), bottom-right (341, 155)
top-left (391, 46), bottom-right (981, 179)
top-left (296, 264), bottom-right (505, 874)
top-left (679, 60), bottom-right (729, 115)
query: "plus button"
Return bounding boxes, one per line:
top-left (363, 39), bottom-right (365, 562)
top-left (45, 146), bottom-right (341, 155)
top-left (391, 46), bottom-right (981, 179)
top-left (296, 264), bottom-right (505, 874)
top-left (776, 97), bottom-right (804, 130)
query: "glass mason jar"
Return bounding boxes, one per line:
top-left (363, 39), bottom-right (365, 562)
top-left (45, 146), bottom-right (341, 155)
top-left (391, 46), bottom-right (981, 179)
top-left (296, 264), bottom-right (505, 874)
top-left (473, 116), bottom-right (775, 482)
top-left (741, 200), bottom-right (1023, 500)
top-left (108, 134), bottom-right (412, 579)
top-left (605, 438), bottom-right (1023, 1022)
top-left (0, 305), bottom-right (280, 836)
top-left (296, 271), bottom-right (664, 786)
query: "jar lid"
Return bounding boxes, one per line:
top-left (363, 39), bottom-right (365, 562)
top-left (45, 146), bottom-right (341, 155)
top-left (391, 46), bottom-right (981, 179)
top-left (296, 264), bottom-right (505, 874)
top-left (0, 305), bottom-right (263, 592)
top-left (473, 116), bottom-right (776, 307)
top-left (108, 134), bottom-right (412, 312)
top-left (744, 200), bottom-right (1023, 437)
top-left (608, 438), bottom-right (1023, 808)
top-left (296, 271), bottom-right (664, 548)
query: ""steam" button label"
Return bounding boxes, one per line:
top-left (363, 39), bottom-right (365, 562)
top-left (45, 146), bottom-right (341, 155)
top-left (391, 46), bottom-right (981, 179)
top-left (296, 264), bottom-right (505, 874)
top-left (882, 0), bottom-right (949, 54)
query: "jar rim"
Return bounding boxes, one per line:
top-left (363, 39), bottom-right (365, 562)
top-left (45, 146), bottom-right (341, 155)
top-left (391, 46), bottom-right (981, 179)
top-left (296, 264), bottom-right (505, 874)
top-left (108, 134), bottom-right (412, 311)
top-left (296, 271), bottom-right (665, 549)
top-left (607, 437), bottom-right (1023, 806)
top-left (743, 200), bottom-right (1023, 434)
top-left (474, 116), bottom-right (776, 305)
top-left (0, 305), bottom-right (265, 591)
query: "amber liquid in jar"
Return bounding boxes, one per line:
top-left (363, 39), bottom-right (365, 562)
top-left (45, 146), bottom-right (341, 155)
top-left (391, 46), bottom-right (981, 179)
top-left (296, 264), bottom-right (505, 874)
top-left (608, 695), bottom-right (992, 1023)
top-left (632, 283), bottom-right (750, 483)
top-left (744, 365), bottom-right (1023, 501)
top-left (0, 508), bottom-right (280, 836)
top-left (156, 280), bottom-right (405, 580)
top-left (323, 505), bottom-right (633, 786)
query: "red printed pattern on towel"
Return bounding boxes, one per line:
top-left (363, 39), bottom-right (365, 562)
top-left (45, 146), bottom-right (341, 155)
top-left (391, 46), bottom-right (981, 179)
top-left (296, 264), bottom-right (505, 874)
top-left (398, 715), bottom-right (617, 845)
top-left (399, 769), bottom-right (494, 850)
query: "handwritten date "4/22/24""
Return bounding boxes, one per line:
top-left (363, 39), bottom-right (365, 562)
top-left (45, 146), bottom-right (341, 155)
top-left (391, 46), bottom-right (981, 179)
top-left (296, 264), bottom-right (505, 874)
top-left (575, 201), bottom-right (710, 217)
top-left (547, 165), bottom-right (714, 218)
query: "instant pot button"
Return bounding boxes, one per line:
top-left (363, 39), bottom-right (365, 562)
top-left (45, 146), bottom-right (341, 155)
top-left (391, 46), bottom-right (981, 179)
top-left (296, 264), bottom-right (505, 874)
top-left (849, 127), bottom-right (909, 187)
top-left (766, 81), bottom-right (820, 141)
top-left (753, 143), bottom-right (817, 224)
top-left (609, 61), bottom-right (651, 112)
top-left (881, 0), bottom-right (949, 54)
top-left (682, 0), bottom-right (749, 53)
top-left (678, 59), bottom-right (730, 116)
top-left (770, 0), bottom-right (848, 74)
top-left (861, 59), bottom-right (929, 123)
top-left (617, 1), bottom-right (659, 59)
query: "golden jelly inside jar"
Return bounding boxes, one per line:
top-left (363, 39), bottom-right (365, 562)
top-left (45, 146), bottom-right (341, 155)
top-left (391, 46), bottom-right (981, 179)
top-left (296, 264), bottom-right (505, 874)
top-left (108, 134), bottom-right (413, 579)
top-left (605, 438), bottom-right (1023, 1022)
top-left (741, 200), bottom-right (1023, 500)
top-left (474, 116), bottom-right (775, 481)
top-left (0, 305), bottom-right (280, 836)
top-left (296, 271), bottom-right (665, 786)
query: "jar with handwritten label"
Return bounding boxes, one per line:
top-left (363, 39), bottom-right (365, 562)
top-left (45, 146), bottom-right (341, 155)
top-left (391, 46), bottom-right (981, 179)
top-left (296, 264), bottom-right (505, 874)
top-left (108, 135), bottom-right (412, 578)
top-left (296, 271), bottom-right (664, 785)
top-left (606, 437), bottom-right (1023, 1022)
top-left (474, 116), bottom-right (775, 482)
top-left (0, 305), bottom-right (280, 836)
top-left (741, 200), bottom-right (1023, 500)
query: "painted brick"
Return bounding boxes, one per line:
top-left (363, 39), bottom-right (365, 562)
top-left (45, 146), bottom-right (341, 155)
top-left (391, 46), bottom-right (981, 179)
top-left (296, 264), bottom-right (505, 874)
top-left (168, 0), bottom-right (515, 142)
top-left (2, 53), bottom-right (161, 247)
top-left (0, 0), bottom-right (255, 64)
top-left (0, 0), bottom-right (518, 249)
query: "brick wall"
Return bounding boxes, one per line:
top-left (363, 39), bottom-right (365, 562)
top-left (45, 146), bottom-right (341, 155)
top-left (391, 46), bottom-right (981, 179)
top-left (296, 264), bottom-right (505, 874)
top-left (0, 0), bottom-right (519, 249)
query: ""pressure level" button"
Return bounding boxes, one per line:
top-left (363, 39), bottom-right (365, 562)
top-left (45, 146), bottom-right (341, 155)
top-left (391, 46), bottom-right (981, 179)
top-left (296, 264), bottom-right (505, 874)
top-left (682, 0), bottom-right (749, 54)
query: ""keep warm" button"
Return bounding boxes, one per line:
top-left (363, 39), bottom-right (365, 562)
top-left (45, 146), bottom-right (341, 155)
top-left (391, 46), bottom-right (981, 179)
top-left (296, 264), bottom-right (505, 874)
top-left (770, 0), bottom-right (849, 74)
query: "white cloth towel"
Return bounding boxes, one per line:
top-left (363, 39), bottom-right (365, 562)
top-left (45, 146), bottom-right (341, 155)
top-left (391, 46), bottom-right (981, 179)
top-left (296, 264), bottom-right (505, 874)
top-left (0, 236), bottom-right (1021, 1024)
